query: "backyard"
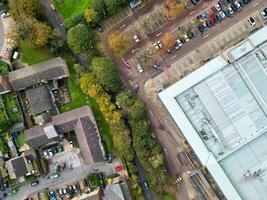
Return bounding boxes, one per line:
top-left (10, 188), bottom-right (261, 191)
top-left (52, 0), bottom-right (92, 19)
top-left (59, 56), bottom-right (114, 154)
top-left (20, 44), bottom-right (54, 65)
top-left (0, 61), bottom-right (9, 75)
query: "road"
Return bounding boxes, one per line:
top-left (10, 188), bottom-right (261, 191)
top-left (7, 162), bottom-right (113, 200)
top-left (40, 0), bottom-right (88, 67)
top-left (0, 11), bottom-right (4, 51)
top-left (102, 0), bottom-right (267, 199)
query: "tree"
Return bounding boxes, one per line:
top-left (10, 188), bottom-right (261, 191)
top-left (165, 0), bottom-right (185, 18)
top-left (91, 57), bottom-right (121, 92)
top-left (67, 24), bottom-right (96, 54)
top-left (14, 15), bottom-right (54, 46)
top-left (9, 0), bottom-right (40, 20)
top-left (161, 32), bottom-right (177, 50)
top-left (116, 90), bottom-right (134, 108)
top-left (130, 100), bottom-right (146, 120)
top-left (64, 13), bottom-right (85, 30)
top-left (84, 8), bottom-right (98, 23)
top-left (108, 31), bottom-right (128, 55)
top-left (91, 0), bottom-right (107, 19)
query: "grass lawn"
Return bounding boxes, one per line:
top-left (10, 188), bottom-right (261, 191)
top-left (52, 0), bottom-right (92, 19)
top-left (20, 44), bottom-right (54, 65)
top-left (16, 132), bottom-right (26, 146)
top-left (163, 194), bottom-right (176, 200)
top-left (0, 61), bottom-right (9, 75)
top-left (59, 56), bottom-right (113, 154)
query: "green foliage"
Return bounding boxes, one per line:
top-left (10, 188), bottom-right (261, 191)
top-left (47, 37), bottom-right (68, 55)
top-left (130, 100), bottom-right (146, 120)
top-left (116, 90), bottom-right (134, 108)
top-left (40, 158), bottom-right (48, 175)
top-left (16, 132), bottom-right (25, 146)
top-left (84, 8), bottom-right (98, 23)
top-left (64, 12), bottom-right (85, 30)
top-left (0, 139), bottom-right (8, 155)
top-left (8, 0), bottom-right (40, 19)
top-left (91, 57), bottom-right (121, 93)
top-left (0, 61), bottom-right (9, 75)
top-left (67, 24), bottom-right (97, 55)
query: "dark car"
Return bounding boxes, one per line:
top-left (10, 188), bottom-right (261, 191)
top-left (133, 84), bottom-right (139, 93)
top-left (231, 4), bottom-right (238, 12)
top-left (83, 179), bottom-right (88, 187)
top-left (104, 154), bottom-right (113, 163)
top-left (30, 180), bottom-right (39, 187)
top-left (180, 38), bottom-right (186, 44)
top-left (152, 63), bottom-right (160, 70)
top-left (96, 24), bottom-right (104, 32)
top-left (216, 13), bottom-right (223, 21)
top-left (242, 0), bottom-right (251, 4)
top-left (191, 0), bottom-right (200, 5)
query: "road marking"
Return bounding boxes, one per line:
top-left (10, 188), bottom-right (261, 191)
top-left (203, 34), bottom-right (209, 39)
top-left (190, 11), bottom-right (195, 15)
top-left (170, 55), bottom-right (177, 60)
top-left (149, 110), bottom-right (154, 116)
top-left (252, 2), bottom-right (259, 7)
top-left (156, 32), bottom-right (162, 37)
top-left (120, 24), bottom-right (126, 29)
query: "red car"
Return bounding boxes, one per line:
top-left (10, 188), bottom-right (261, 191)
top-left (125, 62), bottom-right (131, 69)
top-left (115, 165), bottom-right (124, 172)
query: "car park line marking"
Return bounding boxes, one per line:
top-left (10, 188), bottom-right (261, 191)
top-left (170, 55), bottom-right (177, 60)
top-left (156, 32), bottom-right (162, 37)
top-left (252, 2), bottom-right (259, 7)
top-left (190, 11), bottom-right (195, 15)
top-left (203, 34), bottom-right (209, 39)
top-left (120, 24), bottom-right (126, 29)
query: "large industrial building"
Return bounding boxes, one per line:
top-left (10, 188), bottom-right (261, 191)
top-left (159, 26), bottom-right (267, 200)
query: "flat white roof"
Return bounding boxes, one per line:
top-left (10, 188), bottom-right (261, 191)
top-left (229, 40), bottom-right (254, 60)
top-left (248, 26), bottom-right (267, 46)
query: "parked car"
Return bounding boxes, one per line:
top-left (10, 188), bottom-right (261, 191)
top-left (50, 173), bottom-right (60, 179)
top-left (242, 0), bottom-right (251, 4)
top-left (30, 180), bottom-right (39, 187)
top-left (133, 35), bottom-right (140, 43)
top-left (219, 11), bottom-right (226, 19)
top-left (191, 0), bottom-right (200, 5)
top-left (50, 4), bottom-right (56, 10)
top-left (1, 12), bottom-right (9, 18)
top-left (215, 4), bottom-right (221, 11)
top-left (182, 34), bottom-right (189, 42)
top-left (136, 63), bottom-right (143, 73)
top-left (231, 4), bottom-right (238, 12)
top-left (227, 7), bottom-right (234, 15)
top-left (260, 8), bottom-right (267, 19)
top-left (143, 181), bottom-right (149, 190)
top-left (234, 1), bottom-right (241, 9)
top-left (133, 84), bottom-right (139, 93)
top-left (69, 141), bottom-right (74, 148)
top-left (176, 39), bottom-right (183, 47)
top-left (96, 24), bottom-right (104, 32)
top-left (248, 16), bottom-right (256, 26)
top-left (115, 165), bottom-right (124, 172)
top-left (152, 63), bottom-right (160, 70)
top-left (154, 41), bottom-right (162, 49)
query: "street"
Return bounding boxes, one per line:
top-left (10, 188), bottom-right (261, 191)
top-left (7, 162), bottom-right (114, 200)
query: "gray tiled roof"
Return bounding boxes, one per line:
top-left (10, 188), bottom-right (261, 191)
top-left (25, 86), bottom-right (53, 116)
top-left (25, 106), bottom-right (105, 164)
top-left (11, 156), bottom-right (27, 178)
top-left (8, 57), bottom-right (69, 90)
top-left (0, 75), bottom-right (11, 94)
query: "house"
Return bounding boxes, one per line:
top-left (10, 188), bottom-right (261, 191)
top-left (25, 85), bottom-right (55, 116)
top-left (0, 75), bottom-right (11, 94)
top-left (103, 184), bottom-right (125, 200)
top-left (8, 57), bottom-right (69, 91)
top-left (5, 155), bottom-right (32, 179)
top-left (25, 106), bottom-right (105, 165)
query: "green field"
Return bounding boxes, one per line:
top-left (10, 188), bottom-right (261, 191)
top-left (20, 44), bottom-right (54, 65)
top-left (16, 132), bottom-right (26, 146)
top-left (163, 194), bottom-right (176, 200)
top-left (52, 0), bottom-right (92, 19)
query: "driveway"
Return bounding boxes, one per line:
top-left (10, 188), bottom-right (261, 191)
top-left (6, 162), bottom-right (114, 200)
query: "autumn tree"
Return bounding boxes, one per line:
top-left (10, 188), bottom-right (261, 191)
top-left (108, 31), bottom-right (128, 55)
top-left (84, 8), bottom-right (98, 23)
top-left (9, 0), bottom-right (40, 20)
top-left (91, 57), bottom-right (121, 93)
top-left (165, 0), bottom-right (185, 18)
top-left (161, 32), bottom-right (177, 50)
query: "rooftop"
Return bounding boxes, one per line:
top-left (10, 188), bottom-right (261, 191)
top-left (25, 106), bottom-right (105, 165)
top-left (25, 86), bottom-right (53, 116)
top-left (159, 26), bottom-right (267, 200)
top-left (8, 57), bottom-right (69, 90)
top-left (0, 75), bottom-right (11, 94)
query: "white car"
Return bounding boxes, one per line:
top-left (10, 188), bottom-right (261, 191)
top-left (177, 39), bottom-right (183, 47)
top-left (50, 173), bottom-right (60, 179)
top-left (215, 4), bottom-right (221, 11)
top-left (227, 7), bottom-right (234, 15)
top-left (136, 64), bottom-right (143, 73)
top-left (154, 41), bottom-right (162, 49)
top-left (1, 12), bottom-right (10, 18)
top-left (234, 1), bottom-right (241, 9)
top-left (248, 17), bottom-right (256, 26)
top-left (219, 11), bottom-right (226, 19)
top-left (133, 35), bottom-right (140, 43)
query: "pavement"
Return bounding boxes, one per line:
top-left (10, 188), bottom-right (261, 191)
top-left (6, 162), bottom-right (114, 200)
top-left (0, 15), bottom-right (3, 51)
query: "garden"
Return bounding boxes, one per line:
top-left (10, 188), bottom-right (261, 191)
top-left (0, 60), bottom-right (9, 75)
